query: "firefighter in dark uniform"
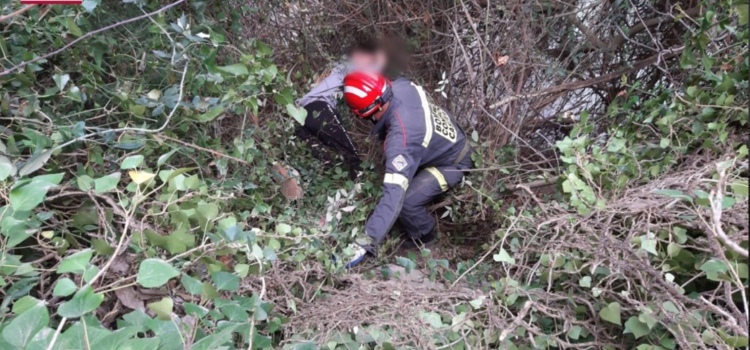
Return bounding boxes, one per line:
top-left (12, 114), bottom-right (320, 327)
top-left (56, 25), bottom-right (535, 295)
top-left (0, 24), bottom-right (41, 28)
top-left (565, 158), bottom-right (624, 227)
top-left (341, 71), bottom-right (472, 267)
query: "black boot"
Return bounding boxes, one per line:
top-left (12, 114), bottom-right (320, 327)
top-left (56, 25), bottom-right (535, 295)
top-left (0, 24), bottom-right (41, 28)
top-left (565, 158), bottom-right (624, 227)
top-left (400, 228), bottom-right (437, 250)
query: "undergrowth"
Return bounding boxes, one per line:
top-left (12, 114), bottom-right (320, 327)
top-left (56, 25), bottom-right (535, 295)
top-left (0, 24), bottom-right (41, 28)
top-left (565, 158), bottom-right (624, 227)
top-left (0, 1), bottom-right (748, 350)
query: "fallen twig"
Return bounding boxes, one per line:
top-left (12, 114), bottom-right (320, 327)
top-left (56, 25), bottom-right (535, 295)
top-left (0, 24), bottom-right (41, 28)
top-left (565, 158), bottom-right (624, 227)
top-left (157, 134), bottom-right (251, 165)
top-left (709, 163), bottom-right (749, 257)
top-left (0, 4), bottom-right (36, 22)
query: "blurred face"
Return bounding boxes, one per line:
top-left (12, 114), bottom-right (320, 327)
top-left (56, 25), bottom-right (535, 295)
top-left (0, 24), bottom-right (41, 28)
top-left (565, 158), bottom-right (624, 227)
top-left (350, 49), bottom-right (387, 72)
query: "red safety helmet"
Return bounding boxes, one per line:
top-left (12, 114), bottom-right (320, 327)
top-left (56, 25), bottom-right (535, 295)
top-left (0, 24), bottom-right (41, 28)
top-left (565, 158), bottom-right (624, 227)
top-left (343, 71), bottom-right (392, 118)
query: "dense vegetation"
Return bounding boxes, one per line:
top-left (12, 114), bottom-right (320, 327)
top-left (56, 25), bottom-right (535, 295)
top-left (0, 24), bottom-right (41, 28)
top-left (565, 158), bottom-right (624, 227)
top-left (0, 0), bottom-right (747, 349)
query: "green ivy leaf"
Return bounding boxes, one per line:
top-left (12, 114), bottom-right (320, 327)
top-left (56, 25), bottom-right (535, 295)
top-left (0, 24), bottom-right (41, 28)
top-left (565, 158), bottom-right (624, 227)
top-left (638, 312), bottom-right (658, 329)
top-left (137, 259), bottom-right (180, 288)
top-left (624, 316), bottom-right (651, 339)
top-left (469, 295), bottom-right (485, 310)
top-left (197, 203), bottom-right (219, 222)
top-left (82, 0), bottom-right (100, 12)
top-left (77, 175), bottom-right (94, 191)
top-left (567, 325), bottom-right (583, 340)
top-left (275, 223), bottom-right (292, 235)
top-left (157, 148), bottom-right (179, 167)
top-left (53, 278), bottom-right (77, 297)
top-left (18, 150), bottom-right (54, 177)
top-left (184, 302), bottom-right (209, 318)
top-left (10, 173), bottom-right (63, 211)
top-left (147, 297), bottom-right (173, 321)
top-left (234, 264), bottom-right (250, 278)
top-left (396, 256), bottom-right (416, 273)
top-left (1, 298), bottom-right (48, 348)
top-left (286, 104), bottom-right (307, 125)
top-left (0, 154), bottom-right (15, 181)
top-left (579, 276), bottom-right (592, 288)
top-left (57, 286), bottom-right (104, 318)
top-left (672, 227), bottom-right (688, 244)
top-left (195, 106), bottom-right (224, 123)
top-left (599, 302), bottom-right (622, 325)
top-left (53, 73), bottom-right (70, 91)
top-left (65, 17), bottom-right (83, 37)
top-left (120, 155), bottom-right (144, 170)
top-left (118, 338), bottom-right (160, 350)
top-left (190, 324), bottom-right (242, 350)
top-left (66, 86), bottom-right (83, 102)
top-left (667, 243), bottom-right (682, 257)
top-left (720, 331), bottom-right (749, 348)
top-left (493, 248), bottom-right (516, 265)
top-left (700, 259), bottom-right (729, 281)
top-left (57, 249), bottom-right (93, 274)
top-left (217, 64), bottom-right (249, 76)
top-left (607, 138), bottom-right (626, 152)
top-left (419, 311), bottom-right (444, 329)
top-left (210, 271), bottom-right (239, 291)
top-left (201, 282), bottom-right (220, 300)
top-left (180, 274), bottom-right (203, 295)
top-left (653, 189), bottom-right (693, 203)
top-left (730, 180), bottom-right (748, 197)
top-left (11, 296), bottom-right (39, 315)
top-left (94, 172), bottom-right (121, 194)
top-left (641, 239), bottom-right (658, 255)
top-left (662, 301), bottom-right (680, 314)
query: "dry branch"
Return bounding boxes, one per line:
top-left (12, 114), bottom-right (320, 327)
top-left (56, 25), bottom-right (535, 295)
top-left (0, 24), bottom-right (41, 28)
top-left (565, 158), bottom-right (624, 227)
top-left (0, 4), bottom-right (36, 22)
top-left (490, 46), bottom-right (684, 109)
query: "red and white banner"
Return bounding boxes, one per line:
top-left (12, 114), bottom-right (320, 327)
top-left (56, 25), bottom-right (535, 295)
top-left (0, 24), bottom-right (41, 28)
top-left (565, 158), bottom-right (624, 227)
top-left (20, 0), bottom-right (83, 4)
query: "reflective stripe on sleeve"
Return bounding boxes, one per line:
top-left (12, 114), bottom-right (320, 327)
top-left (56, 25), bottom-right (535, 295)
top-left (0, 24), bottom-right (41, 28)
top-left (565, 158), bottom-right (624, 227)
top-left (384, 173), bottom-right (409, 190)
top-left (425, 167), bottom-right (448, 192)
top-left (411, 83), bottom-right (433, 148)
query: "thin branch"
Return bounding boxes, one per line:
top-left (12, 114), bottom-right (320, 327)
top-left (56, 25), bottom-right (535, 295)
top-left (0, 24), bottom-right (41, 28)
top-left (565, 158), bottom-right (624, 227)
top-left (0, 0), bottom-right (185, 77)
top-left (710, 164), bottom-right (749, 258)
top-left (608, 6), bottom-right (703, 52)
top-left (44, 317), bottom-right (67, 350)
top-left (46, 61), bottom-right (189, 155)
top-left (156, 134), bottom-right (251, 165)
top-left (0, 4), bottom-right (36, 22)
top-left (567, 14), bottom-right (607, 50)
top-left (490, 46), bottom-right (684, 109)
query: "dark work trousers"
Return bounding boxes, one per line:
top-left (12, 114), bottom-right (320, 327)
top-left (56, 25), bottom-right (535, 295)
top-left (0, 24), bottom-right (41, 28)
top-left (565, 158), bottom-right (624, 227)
top-left (295, 101), bottom-right (362, 179)
top-left (399, 153), bottom-right (472, 239)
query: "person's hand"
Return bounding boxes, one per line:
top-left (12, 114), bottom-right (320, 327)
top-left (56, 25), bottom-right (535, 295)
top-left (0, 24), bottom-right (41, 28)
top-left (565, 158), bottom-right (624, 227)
top-left (343, 243), bottom-right (368, 268)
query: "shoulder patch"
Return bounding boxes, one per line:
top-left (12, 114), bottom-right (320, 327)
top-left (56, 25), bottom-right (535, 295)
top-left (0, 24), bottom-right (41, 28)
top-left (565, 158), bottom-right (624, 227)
top-left (391, 155), bottom-right (408, 171)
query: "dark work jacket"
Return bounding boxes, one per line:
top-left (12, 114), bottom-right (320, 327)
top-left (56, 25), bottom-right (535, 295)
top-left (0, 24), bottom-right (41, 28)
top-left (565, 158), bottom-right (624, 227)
top-left (365, 78), bottom-right (468, 244)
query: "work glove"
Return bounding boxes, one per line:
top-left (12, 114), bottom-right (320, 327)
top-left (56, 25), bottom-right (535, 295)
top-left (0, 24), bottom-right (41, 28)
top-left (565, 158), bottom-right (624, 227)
top-left (343, 243), bottom-right (368, 268)
top-left (337, 235), bottom-right (376, 268)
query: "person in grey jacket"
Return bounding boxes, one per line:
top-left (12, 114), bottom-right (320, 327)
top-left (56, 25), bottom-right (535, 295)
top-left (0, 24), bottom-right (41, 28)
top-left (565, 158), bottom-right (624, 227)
top-left (295, 46), bottom-right (387, 179)
top-left (341, 71), bottom-right (472, 267)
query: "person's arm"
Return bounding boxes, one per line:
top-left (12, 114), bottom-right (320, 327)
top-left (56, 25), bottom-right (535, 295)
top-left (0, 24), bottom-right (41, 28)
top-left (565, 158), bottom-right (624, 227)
top-left (297, 52), bottom-right (387, 108)
top-left (364, 115), bottom-right (421, 247)
top-left (296, 62), bottom-right (351, 108)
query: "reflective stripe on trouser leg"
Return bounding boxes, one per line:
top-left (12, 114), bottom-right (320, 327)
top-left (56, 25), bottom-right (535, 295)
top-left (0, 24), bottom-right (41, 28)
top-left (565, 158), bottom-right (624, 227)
top-left (424, 167), bottom-right (448, 192)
